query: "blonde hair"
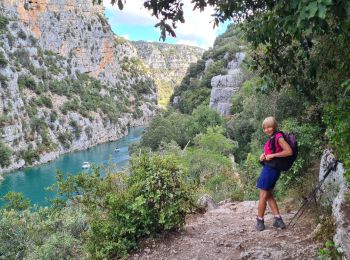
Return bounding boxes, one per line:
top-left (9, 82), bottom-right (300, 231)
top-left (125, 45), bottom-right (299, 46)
top-left (262, 116), bottom-right (278, 130)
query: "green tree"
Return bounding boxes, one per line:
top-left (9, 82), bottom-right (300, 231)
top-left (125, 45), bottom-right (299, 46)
top-left (194, 126), bottom-right (237, 156)
top-left (0, 140), bottom-right (12, 167)
top-left (2, 192), bottom-right (30, 211)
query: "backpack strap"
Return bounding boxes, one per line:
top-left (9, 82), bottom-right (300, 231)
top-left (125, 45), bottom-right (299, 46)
top-left (269, 131), bottom-right (284, 153)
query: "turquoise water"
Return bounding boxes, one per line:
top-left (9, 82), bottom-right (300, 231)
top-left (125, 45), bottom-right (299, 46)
top-left (0, 127), bottom-right (144, 207)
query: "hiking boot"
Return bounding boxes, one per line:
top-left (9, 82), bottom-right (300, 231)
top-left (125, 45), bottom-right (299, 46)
top-left (256, 218), bottom-right (265, 231)
top-left (273, 217), bottom-right (286, 229)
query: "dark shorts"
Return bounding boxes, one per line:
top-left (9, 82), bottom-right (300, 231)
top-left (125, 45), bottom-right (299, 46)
top-left (256, 165), bottom-right (281, 191)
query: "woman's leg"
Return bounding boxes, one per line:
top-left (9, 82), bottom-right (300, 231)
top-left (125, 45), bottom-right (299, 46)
top-left (258, 189), bottom-right (269, 218)
top-left (266, 190), bottom-right (280, 216)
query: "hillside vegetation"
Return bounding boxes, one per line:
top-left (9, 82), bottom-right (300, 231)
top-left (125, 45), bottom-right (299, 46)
top-left (1, 1), bottom-right (349, 259)
top-left (0, 7), bottom-right (156, 171)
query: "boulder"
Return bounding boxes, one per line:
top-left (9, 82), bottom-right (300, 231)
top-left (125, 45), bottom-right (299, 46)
top-left (197, 194), bottom-right (219, 211)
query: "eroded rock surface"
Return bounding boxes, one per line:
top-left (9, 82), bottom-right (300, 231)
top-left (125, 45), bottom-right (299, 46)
top-left (318, 150), bottom-right (350, 258)
top-left (209, 52), bottom-right (247, 115)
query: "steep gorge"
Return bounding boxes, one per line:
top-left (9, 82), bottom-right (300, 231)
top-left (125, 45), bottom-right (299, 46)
top-left (0, 1), bottom-right (157, 173)
top-left (132, 41), bottom-right (204, 107)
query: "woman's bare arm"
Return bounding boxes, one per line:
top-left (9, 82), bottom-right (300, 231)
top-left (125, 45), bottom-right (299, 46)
top-left (265, 137), bottom-right (292, 160)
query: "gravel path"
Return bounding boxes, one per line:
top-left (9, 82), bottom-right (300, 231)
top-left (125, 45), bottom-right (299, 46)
top-left (130, 201), bottom-right (321, 260)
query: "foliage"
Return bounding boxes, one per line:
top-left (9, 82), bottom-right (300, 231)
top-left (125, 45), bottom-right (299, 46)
top-left (128, 155), bottom-right (193, 232)
top-left (17, 76), bottom-right (37, 92)
top-left (58, 132), bottom-right (73, 149)
top-left (183, 148), bottom-right (232, 186)
top-left (323, 81), bottom-right (350, 183)
top-left (69, 120), bottom-right (81, 139)
top-left (0, 15), bottom-right (9, 34)
top-left (0, 140), bottom-right (12, 168)
top-left (194, 126), bottom-right (237, 156)
top-left (36, 95), bottom-right (53, 108)
top-left (0, 51), bottom-right (7, 68)
top-left (12, 49), bottom-right (32, 69)
top-left (171, 25), bottom-right (245, 114)
top-left (20, 149), bottom-right (39, 165)
top-left (0, 206), bottom-right (87, 259)
top-left (53, 154), bottom-right (192, 259)
top-left (317, 241), bottom-right (342, 260)
top-left (141, 111), bottom-right (194, 150)
top-left (2, 192), bottom-right (30, 211)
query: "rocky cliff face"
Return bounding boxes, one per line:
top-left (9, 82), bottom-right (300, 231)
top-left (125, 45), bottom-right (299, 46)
top-left (0, 1), bottom-right (157, 174)
top-left (209, 52), bottom-right (247, 115)
top-left (318, 150), bottom-right (350, 258)
top-left (132, 41), bottom-right (204, 107)
top-left (170, 24), bottom-right (249, 114)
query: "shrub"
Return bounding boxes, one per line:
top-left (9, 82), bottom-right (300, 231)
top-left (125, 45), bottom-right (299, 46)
top-left (13, 49), bottom-right (31, 68)
top-left (0, 73), bottom-right (8, 84)
top-left (37, 95), bottom-right (53, 108)
top-left (69, 120), bottom-right (81, 139)
top-left (21, 149), bottom-right (39, 165)
top-left (128, 154), bottom-right (193, 232)
top-left (194, 126), bottom-right (237, 156)
top-left (50, 111), bottom-right (57, 122)
top-left (0, 140), bottom-right (12, 167)
top-left (0, 16), bottom-right (9, 34)
top-left (0, 206), bottom-right (87, 259)
top-left (2, 192), bottom-right (30, 211)
top-left (323, 82), bottom-right (350, 183)
top-left (17, 29), bottom-right (26, 40)
top-left (58, 132), bottom-right (72, 149)
top-left (0, 51), bottom-right (8, 67)
top-left (17, 76), bottom-right (37, 91)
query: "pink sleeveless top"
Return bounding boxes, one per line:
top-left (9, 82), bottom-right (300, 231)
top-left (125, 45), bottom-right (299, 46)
top-left (264, 133), bottom-right (283, 155)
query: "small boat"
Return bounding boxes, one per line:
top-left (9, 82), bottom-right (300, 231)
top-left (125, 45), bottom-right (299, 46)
top-left (114, 147), bottom-right (120, 152)
top-left (81, 161), bottom-right (91, 169)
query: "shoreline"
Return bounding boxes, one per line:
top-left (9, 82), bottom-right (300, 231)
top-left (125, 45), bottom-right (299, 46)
top-left (0, 123), bottom-right (148, 177)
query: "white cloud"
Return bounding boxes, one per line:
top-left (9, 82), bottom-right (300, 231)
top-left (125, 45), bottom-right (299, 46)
top-left (121, 34), bottom-right (130, 40)
top-left (103, 0), bottom-right (228, 49)
top-left (104, 0), bottom-right (156, 26)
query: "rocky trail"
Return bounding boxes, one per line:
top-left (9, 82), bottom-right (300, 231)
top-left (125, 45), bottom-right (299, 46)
top-left (130, 201), bottom-right (321, 260)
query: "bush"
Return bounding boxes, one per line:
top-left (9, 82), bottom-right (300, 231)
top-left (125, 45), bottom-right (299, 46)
top-left (37, 95), bottom-right (53, 108)
top-left (194, 126), bottom-right (237, 156)
top-left (69, 120), bottom-right (81, 139)
top-left (57, 132), bottom-right (73, 149)
top-left (128, 154), bottom-right (193, 233)
top-left (21, 149), bottom-right (39, 165)
top-left (0, 206), bottom-right (87, 259)
top-left (0, 140), bottom-right (12, 167)
top-left (17, 29), bottom-right (26, 40)
top-left (323, 82), bottom-right (350, 183)
top-left (0, 73), bottom-right (8, 84)
top-left (17, 76), bottom-right (37, 91)
top-left (13, 49), bottom-right (31, 69)
top-left (141, 112), bottom-right (195, 150)
top-left (51, 154), bottom-right (193, 259)
top-left (0, 15), bottom-right (9, 33)
top-left (0, 51), bottom-right (8, 68)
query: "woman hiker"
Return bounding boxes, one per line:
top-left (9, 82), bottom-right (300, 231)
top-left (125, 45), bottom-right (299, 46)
top-left (256, 116), bottom-right (293, 231)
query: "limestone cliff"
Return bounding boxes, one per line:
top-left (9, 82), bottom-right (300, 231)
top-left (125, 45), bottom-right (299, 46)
top-left (132, 41), bottom-right (204, 107)
top-left (0, 2), bottom-right (157, 174)
top-left (171, 24), bottom-right (249, 115)
top-left (318, 150), bottom-right (350, 258)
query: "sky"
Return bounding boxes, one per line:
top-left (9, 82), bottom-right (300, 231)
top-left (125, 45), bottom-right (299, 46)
top-left (103, 0), bottom-right (230, 49)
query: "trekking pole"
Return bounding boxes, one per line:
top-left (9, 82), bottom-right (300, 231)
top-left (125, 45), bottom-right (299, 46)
top-left (287, 159), bottom-right (339, 228)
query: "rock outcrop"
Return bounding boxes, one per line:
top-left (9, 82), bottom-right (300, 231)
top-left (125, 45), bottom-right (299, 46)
top-left (318, 150), bottom-right (350, 258)
top-left (0, 1), bottom-right (157, 174)
top-left (209, 52), bottom-right (246, 115)
top-left (132, 41), bottom-right (204, 107)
